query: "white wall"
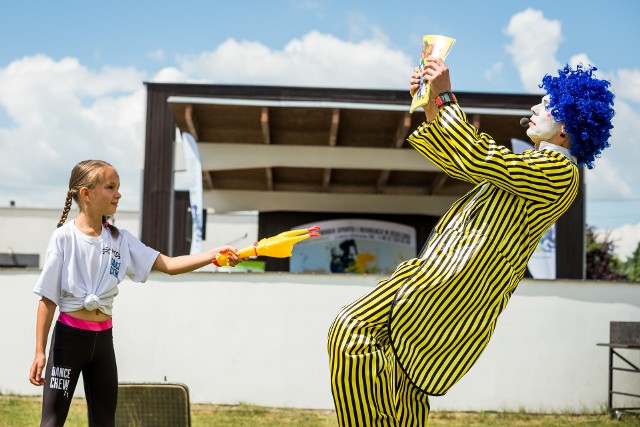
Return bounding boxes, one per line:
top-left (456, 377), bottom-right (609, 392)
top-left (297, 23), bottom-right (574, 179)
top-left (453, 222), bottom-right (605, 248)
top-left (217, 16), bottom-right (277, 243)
top-left (2, 269), bottom-right (639, 413)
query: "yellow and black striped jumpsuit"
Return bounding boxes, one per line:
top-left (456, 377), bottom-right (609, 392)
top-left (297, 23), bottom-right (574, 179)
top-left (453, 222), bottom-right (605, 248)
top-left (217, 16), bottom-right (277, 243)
top-left (328, 102), bottom-right (579, 426)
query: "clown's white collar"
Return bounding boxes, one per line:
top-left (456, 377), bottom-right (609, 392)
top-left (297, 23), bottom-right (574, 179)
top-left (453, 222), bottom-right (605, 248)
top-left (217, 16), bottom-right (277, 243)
top-left (538, 141), bottom-right (577, 165)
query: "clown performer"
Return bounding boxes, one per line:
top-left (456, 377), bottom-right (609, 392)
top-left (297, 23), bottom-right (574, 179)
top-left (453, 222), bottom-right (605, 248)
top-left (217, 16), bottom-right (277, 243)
top-left (327, 56), bottom-right (615, 426)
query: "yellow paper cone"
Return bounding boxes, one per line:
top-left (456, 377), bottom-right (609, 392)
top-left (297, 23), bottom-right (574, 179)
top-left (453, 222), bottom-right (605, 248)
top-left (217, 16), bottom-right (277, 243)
top-left (410, 35), bottom-right (456, 113)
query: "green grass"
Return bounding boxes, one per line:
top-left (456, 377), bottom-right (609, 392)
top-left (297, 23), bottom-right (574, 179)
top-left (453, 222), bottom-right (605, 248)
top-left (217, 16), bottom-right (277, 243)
top-left (2, 394), bottom-right (639, 426)
top-left (0, 395), bottom-right (89, 427)
top-left (190, 403), bottom-right (338, 426)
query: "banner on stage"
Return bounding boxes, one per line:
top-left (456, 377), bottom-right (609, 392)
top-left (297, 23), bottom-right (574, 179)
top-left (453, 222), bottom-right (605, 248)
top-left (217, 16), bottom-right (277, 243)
top-left (289, 219), bottom-right (416, 275)
top-left (528, 225), bottom-right (556, 280)
top-left (181, 132), bottom-right (204, 255)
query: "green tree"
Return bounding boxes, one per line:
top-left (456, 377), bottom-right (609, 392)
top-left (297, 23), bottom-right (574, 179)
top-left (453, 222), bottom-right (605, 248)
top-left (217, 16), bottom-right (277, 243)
top-left (623, 241), bottom-right (640, 282)
top-left (586, 225), bottom-right (628, 281)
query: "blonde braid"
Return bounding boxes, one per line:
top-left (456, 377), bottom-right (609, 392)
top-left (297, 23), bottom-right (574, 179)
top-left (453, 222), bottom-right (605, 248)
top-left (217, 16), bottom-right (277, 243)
top-left (57, 191), bottom-right (74, 228)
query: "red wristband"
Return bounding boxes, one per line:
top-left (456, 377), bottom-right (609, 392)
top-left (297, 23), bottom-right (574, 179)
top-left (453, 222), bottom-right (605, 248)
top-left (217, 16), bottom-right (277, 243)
top-left (435, 92), bottom-right (457, 107)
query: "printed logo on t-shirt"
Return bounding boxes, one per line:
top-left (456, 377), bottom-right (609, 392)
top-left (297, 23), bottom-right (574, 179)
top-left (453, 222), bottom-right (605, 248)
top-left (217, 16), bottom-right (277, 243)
top-left (103, 246), bottom-right (122, 278)
top-left (49, 365), bottom-right (72, 397)
top-left (102, 247), bottom-right (121, 259)
top-left (110, 258), bottom-right (121, 278)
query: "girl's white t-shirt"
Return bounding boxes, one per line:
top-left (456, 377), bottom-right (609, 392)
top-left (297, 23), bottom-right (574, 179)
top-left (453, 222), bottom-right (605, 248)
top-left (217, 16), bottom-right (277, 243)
top-left (33, 221), bottom-right (160, 315)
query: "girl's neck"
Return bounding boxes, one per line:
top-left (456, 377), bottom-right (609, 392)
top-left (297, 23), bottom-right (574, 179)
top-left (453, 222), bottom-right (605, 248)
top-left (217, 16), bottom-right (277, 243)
top-left (74, 212), bottom-right (103, 237)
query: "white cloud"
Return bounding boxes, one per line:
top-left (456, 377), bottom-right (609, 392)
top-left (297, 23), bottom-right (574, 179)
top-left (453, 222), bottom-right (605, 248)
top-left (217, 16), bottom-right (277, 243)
top-left (173, 31), bottom-right (411, 89)
top-left (153, 66), bottom-right (189, 83)
top-left (505, 8), bottom-right (562, 93)
top-left (585, 157), bottom-right (633, 200)
top-left (597, 224), bottom-right (640, 261)
top-left (586, 98), bottom-right (640, 202)
top-left (612, 68), bottom-right (640, 104)
top-left (0, 55), bottom-right (147, 210)
top-left (568, 53), bottom-right (594, 68)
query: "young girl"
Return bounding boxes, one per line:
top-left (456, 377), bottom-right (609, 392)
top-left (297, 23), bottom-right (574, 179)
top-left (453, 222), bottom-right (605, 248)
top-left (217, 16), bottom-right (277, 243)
top-left (28, 159), bottom-right (240, 426)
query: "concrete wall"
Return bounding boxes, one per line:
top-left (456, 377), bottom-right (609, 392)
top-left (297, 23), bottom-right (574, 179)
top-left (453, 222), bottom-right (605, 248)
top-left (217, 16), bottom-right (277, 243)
top-left (2, 269), bottom-right (639, 413)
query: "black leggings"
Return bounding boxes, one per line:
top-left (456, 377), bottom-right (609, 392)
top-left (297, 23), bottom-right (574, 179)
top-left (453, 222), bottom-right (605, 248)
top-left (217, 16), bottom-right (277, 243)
top-left (41, 321), bottom-right (118, 427)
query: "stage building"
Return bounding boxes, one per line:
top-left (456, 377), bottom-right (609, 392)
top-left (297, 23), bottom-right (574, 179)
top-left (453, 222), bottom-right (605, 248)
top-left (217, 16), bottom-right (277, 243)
top-left (139, 83), bottom-right (584, 278)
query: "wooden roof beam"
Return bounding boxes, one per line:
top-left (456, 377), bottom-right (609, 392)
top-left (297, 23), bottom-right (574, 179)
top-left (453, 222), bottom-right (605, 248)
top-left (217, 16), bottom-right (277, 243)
top-left (202, 170), bottom-right (214, 190)
top-left (184, 104), bottom-right (200, 141)
top-left (261, 107), bottom-right (271, 145)
top-left (185, 105), bottom-right (213, 189)
top-left (393, 112), bottom-right (412, 148)
top-left (430, 173), bottom-right (448, 195)
top-left (323, 108), bottom-right (340, 191)
top-left (376, 112), bottom-right (412, 192)
top-left (261, 107), bottom-right (273, 191)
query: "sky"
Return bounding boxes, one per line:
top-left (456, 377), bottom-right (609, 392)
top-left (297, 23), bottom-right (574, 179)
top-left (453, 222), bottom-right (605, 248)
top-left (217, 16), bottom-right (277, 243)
top-left (0, 0), bottom-right (639, 258)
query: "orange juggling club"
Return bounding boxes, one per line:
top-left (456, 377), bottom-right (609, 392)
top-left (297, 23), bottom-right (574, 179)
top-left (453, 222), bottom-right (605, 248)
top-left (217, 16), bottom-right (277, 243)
top-left (213, 225), bottom-right (321, 267)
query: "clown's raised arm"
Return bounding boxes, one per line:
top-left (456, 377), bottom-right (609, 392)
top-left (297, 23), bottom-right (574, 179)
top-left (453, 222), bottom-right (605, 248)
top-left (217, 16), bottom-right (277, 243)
top-left (407, 58), bottom-right (615, 199)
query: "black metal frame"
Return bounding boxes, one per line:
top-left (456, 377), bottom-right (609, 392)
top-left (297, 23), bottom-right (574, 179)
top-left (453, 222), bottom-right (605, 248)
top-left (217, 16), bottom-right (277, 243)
top-left (598, 344), bottom-right (640, 419)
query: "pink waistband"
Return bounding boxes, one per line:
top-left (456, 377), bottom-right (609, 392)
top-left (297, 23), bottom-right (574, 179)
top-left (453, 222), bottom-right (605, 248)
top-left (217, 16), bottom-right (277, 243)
top-left (58, 312), bottom-right (112, 331)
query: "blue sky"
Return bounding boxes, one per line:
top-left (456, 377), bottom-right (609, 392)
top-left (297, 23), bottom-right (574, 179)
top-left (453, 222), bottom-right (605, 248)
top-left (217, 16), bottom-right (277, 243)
top-left (1, 0), bottom-right (639, 256)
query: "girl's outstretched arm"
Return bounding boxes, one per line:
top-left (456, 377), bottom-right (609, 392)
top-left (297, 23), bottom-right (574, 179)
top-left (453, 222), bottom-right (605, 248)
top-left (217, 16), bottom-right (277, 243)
top-left (152, 245), bottom-right (241, 275)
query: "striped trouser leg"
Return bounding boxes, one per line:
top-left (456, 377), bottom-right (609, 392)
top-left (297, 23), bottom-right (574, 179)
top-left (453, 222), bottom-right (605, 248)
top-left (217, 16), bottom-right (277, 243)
top-left (327, 266), bottom-right (430, 426)
top-left (394, 354), bottom-right (430, 425)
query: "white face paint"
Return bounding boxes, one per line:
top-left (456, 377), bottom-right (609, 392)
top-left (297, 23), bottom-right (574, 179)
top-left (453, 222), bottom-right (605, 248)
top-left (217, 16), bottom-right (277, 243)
top-left (526, 95), bottom-right (563, 145)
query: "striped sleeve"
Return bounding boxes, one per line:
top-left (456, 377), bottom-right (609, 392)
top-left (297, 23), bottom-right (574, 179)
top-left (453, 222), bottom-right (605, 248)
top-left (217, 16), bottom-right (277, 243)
top-left (407, 103), bottom-right (577, 204)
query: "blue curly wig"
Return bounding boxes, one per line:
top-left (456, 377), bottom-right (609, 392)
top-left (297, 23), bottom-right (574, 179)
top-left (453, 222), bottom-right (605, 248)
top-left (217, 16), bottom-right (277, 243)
top-left (540, 64), bottom-right (615, 169)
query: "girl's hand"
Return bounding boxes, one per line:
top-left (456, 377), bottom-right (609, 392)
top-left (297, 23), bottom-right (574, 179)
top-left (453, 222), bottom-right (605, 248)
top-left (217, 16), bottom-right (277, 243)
top-left (213, 245), bottom-right (245, 267)
top-left (29, 354), bottom-right (46, 386)
top-left (226, 248), bottom-right (241, 267)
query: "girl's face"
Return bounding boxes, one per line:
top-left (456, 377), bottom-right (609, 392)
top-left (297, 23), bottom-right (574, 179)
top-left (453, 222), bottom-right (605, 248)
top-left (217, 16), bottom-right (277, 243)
top-left (526, 95), bottom-right (564, 145)
top-left (90, 166), bottom-right (121, 216)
